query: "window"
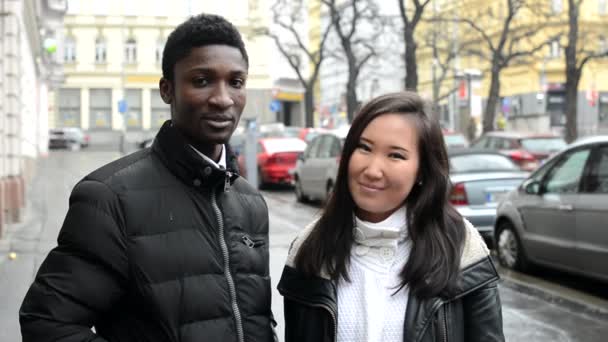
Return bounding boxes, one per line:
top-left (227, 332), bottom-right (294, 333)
top-left (306, 136), bottom-right (323, 159)
top-left (156, 38), bottom-right (165, 64)
top-left (600, 0), bottom-right (607, 15)
top-left (551, 0), bottom-right (563, 13)
top-left (600, 36), bottom-right (608, 54)
top-left (89, 89), bottom-right (112, 129)
top-left (64, 36), bottom-right (76, 63)
top-left (125, 89), bottom-right (142, 129)
top-left (585, 146), bottom-right (608, 193)
top-left (95, 37), bottom-right (106, 63)
top-left (125, 38), bottom-right (137, 64)
top-left (57, 88), bottom-right (80, 127)
top-left (549, 40), bottom-right (561, 59)
top-left (544, 149), bottom-right (591, 194)
top-left (150, 89), bottom-right (170, 128)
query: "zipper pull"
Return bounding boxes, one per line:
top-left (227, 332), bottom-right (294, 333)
top-left (242, 235), bottom-right (256, 248)
top-left (224, 171), bottom-right (231, 192)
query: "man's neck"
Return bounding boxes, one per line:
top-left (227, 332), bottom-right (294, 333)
top-left (191, 143), bottom-right (222, 163)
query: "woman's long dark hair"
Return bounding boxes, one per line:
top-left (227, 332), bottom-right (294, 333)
top-left (295, 91), bottom-right (466, 299)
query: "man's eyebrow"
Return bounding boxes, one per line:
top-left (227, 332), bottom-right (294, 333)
top-left (187, 67), bottom-right (247, 76)
top-left (360, 137), bottom-right (409, 152)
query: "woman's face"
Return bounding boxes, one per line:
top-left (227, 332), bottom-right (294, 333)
top-left (348, 113), bottom-right (420, 223)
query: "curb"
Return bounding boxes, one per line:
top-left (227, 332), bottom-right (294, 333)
top-left (499, 269), bottom-right (608, 318)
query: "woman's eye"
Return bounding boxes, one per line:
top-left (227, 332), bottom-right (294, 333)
top-left (356, 143), bottom-right (371, 152)
top-left (389, 153), bottom-right (406, 160)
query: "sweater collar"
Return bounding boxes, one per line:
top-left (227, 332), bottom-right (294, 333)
top-left (353, 206), bottom-right (408, 247)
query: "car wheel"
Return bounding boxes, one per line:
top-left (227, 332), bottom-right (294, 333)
top-left (294, 177), bottom-right (307, 203)
top-left (496, 220), bottom-right (530, 272)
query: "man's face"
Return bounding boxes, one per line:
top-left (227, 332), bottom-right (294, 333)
top-left (160, 45), bottom-right (248, 146)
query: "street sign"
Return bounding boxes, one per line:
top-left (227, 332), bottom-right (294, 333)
top-left (269, 99), bottom-right (281, 112)
top-left (118, 99), bottom-right (128, 114)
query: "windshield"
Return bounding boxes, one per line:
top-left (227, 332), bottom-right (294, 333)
top-left (450, 154), bottom-right (519, 173)
top-left (521, 138), bottom-right (566, 153)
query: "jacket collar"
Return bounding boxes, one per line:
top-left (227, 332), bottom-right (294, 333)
top-left (152, 120), bottom-right (240, 190)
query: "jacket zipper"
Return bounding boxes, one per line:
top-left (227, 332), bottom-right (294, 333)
top-left (211, 189), bottom-right (244, 342)
top-left (282, 293), bottom-right (337, 342)
top-left (242, 234), bottom-right (265, 248)
top-left (442, 304), bottom-right (448, 342)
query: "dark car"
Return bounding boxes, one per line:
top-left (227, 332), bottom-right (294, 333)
top-left (49, 128), bottom-right (89, 150)
top-left (494, 135), bottom-right (608, 282)
top-left (471, 131), bottom-right (567, 171)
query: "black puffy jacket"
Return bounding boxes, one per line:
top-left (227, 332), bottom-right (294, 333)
top-left (278, 220), bottom-right (505, 342)
top-left (20, 121), bottom-right (274, 342)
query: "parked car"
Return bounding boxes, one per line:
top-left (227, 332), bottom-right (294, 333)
top-left (49, 128), bottom-right (89, 150)
top-left (292, 128), bottom-right (349, 203)
top-left (443, 130), bottom-right (469, 148)
top-left (448, 149), bottom-right (529, 241)
top-left (240, 137), bottom-right (307, 188)
top-left (471, 131), bottom-right (567, 171)
top-left (494, 135), bottom-right (608, 282)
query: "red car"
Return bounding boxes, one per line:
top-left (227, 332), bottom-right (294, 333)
top-left (471, 131), bottom-right (567, 171)
top-left (238, 137), bottom-right (307, 188)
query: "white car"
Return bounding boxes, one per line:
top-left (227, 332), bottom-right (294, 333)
top-left (293, 128), bottom-right (349, 203)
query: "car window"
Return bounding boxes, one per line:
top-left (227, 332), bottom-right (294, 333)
top-left (257, 142), bottom-right (264, 154)
top-left (521, 138), bottom-right (567, 153)
top-left (329, 137), bottom-right (342, 158)
top-left (544, 148), bottom-right (591, 194)
top-left (450, 154), bottom-right (519, 173)
top-left (444, 134), bottom-right (468, 147)
top-left (585, 145), bottom-right (608, 194)
top-left (472, 136), bottom-right (489, 148)
top-left (306, 136), bottom-right (322, 158)
top-left (318, 135), bottom-right (334, 158)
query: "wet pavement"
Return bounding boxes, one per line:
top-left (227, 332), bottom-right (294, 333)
top-left (0, 149), bottom-right (607, 341)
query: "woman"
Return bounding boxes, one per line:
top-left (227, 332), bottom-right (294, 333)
top-left (278, 91), bottom-right (504, 342)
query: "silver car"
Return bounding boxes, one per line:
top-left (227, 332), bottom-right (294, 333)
top-left (494, 135), bottom-right (608, 282)
top-left (293, 127), bottom-right (349, 203)
top-left (448, 149), bottom-right (529, 241)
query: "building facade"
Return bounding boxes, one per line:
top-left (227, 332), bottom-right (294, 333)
top-left (416, 0), bottom-right (608, 137)
top-left (53, 0), bottom-right (276, 145)
top-left (1, 0), bottom-right (66, 236)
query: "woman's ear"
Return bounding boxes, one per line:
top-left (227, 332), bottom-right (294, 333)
top-left (159, 78), bottom-right (173, 104)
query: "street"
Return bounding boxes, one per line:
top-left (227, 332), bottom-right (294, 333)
top-left (1, 150), bottom-right (607, 341)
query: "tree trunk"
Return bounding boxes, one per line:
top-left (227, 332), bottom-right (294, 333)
top-left (304, 87), bottom-right (315, 127)
top-left (404, 27), bottom-right (418, 91)
top-left (564, 69), bottom-right (579, 143)
top-left (483, 66), bottom-right (501, 133)
top-left (346, 71), bottom-right (358, 122)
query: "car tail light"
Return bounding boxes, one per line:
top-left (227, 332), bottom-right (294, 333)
top-left (508, 150), bottom-right (536, 162)
top-left (449, 183), bottom-right (468, 205)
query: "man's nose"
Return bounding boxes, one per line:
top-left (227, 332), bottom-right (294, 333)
top-left (208, 82), bottom-right (235, 108)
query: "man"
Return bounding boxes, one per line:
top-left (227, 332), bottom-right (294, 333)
top-left (20, 14), bottom-right (274, 342)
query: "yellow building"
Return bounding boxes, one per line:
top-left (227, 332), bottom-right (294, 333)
top-left (417, 0), bottom-right (608, 135)
top-left (51, 0), bottom-right (275, 142)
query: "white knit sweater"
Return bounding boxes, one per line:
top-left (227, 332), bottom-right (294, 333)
top-left (336, 207), bottom-right (410, 342)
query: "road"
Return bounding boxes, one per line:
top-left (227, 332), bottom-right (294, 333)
top-left (0, 149), bottom-right (607, 341)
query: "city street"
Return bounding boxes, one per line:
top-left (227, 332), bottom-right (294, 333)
top-left (1, 150), bottom-right (607, 341)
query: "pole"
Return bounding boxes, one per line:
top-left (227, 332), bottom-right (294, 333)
top-left (120, 8), bottom-right (127, 155)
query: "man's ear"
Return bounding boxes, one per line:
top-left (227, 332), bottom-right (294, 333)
top-left (159, 77), bottom-right (173, 104)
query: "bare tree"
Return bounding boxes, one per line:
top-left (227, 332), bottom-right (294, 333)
top-left (322, 0), bottom-right (382, 121)
top-left (398, 0), bottom-right (431, 91)
top-left (454, 0), bottom-right (553, 133)
top-left (267, 0), bottom-right (332, 127)
top-left (563, 0), bottom-right (608, 142)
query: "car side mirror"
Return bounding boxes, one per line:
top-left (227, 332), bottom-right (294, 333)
top-left (523, 179), bottom-right (541, 195)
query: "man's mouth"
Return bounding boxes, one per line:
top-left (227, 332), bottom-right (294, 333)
top-left (202, 116), bottom-right (233, 129)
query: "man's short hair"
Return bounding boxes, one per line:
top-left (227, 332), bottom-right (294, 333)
top-left (162, 13), bottom-right (249, 81)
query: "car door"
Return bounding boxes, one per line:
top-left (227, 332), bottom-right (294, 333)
top-left (575, 143), bottom-right (608, 280)
top-left (518, 147), bottom-right (591, 270)
top-left (298, 136), bottom-right (322, 193)
top-left (309, 135), bottom-right (334, 197)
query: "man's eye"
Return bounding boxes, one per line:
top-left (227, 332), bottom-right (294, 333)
top-left (193, 77), bottom-right (208, 86)
top-left (231, 79), bottom-right (245, 88)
